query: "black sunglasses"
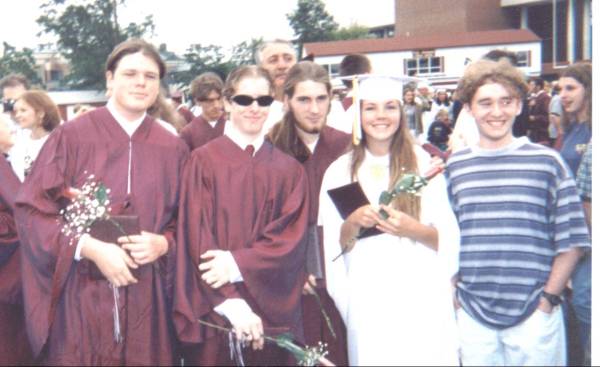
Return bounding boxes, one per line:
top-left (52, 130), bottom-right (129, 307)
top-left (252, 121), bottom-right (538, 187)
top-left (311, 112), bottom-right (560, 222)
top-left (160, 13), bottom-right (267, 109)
top-left (231, 95), bottom-right (274, 107)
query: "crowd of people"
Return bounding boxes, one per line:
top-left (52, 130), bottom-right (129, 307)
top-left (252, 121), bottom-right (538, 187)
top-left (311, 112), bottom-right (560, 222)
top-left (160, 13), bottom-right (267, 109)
top-left (0, 37), bottom-right (592, 366)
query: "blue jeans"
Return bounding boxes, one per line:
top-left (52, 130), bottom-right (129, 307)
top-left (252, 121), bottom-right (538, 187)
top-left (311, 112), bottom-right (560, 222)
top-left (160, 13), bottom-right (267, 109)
top-left (571, 253), bottom-right (591, 358)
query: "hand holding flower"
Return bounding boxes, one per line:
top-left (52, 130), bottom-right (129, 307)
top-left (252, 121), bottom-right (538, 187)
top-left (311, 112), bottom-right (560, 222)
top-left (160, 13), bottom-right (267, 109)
top-left (119, 231), bottom-right (168, 265)
top-left (234, 310), bottom-right (264, 351)
top-left (376, 204), bottom-right (439, 250)
top-left (375, 204), bottom-right (418, 237)
top-left (339, 204), bottom-right (380, 254)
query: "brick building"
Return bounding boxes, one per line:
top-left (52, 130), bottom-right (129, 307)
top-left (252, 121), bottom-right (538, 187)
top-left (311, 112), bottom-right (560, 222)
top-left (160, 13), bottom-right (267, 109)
top-left (305, 0), bottom-right (592, 88)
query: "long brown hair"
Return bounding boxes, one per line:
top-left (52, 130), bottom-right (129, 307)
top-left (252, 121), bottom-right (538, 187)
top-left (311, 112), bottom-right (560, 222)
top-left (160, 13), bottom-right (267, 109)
top-left (17, 90), bottom-right (61, 132)
top-left (268, 61), bottom-right (331, 162)
top-left (559, 62), bottom-right (592, 130)
top-left (350, 101), bottom-right (421, 220)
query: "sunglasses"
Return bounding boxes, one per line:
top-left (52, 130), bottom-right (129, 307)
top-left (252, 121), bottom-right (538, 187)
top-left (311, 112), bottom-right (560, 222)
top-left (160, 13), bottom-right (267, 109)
top-left (231, 95), bottom-right (274, 107)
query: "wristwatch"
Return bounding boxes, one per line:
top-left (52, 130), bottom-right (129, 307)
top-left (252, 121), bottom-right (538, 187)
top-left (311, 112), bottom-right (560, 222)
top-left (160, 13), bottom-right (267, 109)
top-left (541, 291), bottom-right (562, 306)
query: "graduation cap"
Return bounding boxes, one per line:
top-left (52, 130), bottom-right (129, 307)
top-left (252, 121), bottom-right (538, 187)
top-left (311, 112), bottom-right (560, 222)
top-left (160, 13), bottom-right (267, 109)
top-left (339, 74), bottom-right (423, 145)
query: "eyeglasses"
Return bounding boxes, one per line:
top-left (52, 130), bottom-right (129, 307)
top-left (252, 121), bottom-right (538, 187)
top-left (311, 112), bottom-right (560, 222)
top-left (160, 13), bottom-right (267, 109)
top-left (231, 95), bottom-right (274, 107)
top-left (2, 99), bottom-right (15, 112)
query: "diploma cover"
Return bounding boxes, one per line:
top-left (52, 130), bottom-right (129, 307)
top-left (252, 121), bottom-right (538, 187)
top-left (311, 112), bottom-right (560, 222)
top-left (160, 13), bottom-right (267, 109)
top-left (327, 182), bottom-right (382, 239)
top-left (86, 215), bottom-right (141, 279)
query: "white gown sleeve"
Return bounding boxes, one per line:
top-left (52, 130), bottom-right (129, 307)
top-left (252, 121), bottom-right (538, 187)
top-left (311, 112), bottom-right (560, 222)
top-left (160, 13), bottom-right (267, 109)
top-left (416, 146), bottom-right (460, 280)
top-left (318, 155), bottom-right (351, 325)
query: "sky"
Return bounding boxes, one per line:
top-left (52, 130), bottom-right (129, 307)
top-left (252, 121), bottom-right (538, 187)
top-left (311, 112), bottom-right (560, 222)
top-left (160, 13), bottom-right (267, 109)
top-left (0, 0), bottom-right (394, 54)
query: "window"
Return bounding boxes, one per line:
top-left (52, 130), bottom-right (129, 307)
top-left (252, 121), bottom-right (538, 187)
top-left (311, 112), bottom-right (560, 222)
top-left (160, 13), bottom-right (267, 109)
top-left (50, 69), bottom-right (63, 81)
top-left (515, 51), bottom-right (531, 67)
top-left (404, 56), bottom-right (444, 76)
top-left (321, 64), bottom-right (340, 78)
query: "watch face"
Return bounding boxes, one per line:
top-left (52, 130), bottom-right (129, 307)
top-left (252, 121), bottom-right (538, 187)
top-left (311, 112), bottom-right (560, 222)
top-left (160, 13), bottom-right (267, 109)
top-left (542, 292), bottom-right (561, 306)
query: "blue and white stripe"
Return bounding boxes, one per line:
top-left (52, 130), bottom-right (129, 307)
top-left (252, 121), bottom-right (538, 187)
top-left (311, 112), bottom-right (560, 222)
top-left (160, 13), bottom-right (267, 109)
top-left (446, 137), bottom-right (590, 329)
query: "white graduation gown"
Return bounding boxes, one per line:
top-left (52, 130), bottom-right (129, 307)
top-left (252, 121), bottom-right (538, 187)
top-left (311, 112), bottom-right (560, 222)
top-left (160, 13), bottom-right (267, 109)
top-left (318, 146), bottom-right (460, 366)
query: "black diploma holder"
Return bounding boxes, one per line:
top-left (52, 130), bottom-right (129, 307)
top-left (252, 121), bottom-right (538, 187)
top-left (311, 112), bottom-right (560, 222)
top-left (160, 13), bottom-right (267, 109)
top-left (85, 215), bottom-right (141, 280)
top-left (327, 181), bottom-right (382, 239)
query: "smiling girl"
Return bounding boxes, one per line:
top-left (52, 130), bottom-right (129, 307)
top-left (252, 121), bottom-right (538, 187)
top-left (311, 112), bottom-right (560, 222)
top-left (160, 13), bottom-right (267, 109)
top-left (10, 90), bottom-right (60, 181)
top-left (319, 75), bottom-right (460, 365)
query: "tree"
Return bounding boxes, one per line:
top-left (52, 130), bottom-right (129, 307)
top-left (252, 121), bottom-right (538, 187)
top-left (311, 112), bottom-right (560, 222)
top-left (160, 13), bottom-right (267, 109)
top-left (37, 0), bottom-right (155, 90)
top-left (170, 44), bottom-right (234, 87)
top-left (0, 43), bottom-right (42, 86)
top-left (170, 38), bottom-right (264, 88)
top-left (230, 38), bottom-right (264, 67)
top-left (287, 0), bottom-right (339, 51)
top-left (331, 23), bottom-right (374, 41)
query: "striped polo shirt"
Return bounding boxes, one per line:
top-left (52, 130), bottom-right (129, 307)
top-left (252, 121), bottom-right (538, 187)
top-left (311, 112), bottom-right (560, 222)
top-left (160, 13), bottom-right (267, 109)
top-left (446, 137), bottom-right (590, 329)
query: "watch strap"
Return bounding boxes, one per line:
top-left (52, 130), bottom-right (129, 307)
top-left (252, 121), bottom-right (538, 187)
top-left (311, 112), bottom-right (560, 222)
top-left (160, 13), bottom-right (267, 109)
top-left (541, 290), bottom-right (562, 306)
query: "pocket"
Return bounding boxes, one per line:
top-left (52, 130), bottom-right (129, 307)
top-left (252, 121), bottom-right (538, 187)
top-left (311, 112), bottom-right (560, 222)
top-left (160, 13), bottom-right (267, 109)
top-left (534, 307), bottom-right (553, 319)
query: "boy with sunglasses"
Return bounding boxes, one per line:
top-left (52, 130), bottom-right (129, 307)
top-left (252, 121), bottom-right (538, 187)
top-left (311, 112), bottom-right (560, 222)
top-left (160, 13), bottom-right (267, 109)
top-left (174, 65), bottom-right (310, 366)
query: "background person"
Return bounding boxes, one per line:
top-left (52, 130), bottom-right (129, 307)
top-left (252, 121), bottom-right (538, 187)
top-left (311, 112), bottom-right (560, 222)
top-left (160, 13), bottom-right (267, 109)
top-left (9, 90), bottom-right (61, 181)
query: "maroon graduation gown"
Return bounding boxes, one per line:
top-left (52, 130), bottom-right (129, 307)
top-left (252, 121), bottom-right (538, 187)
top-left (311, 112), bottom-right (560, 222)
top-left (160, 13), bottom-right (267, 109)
top-left (176, 105), bottom-right (195, 124)
top-left (0, 155), bottom-right (32, 365)
top-left (179, 114), bottom-right (226, 151)
top-left (14, 107), bottom-right (189, 365)
top-left (173, 136), bottom-right (309, 365)
top-left (294, 126), bottom-right (351, 366)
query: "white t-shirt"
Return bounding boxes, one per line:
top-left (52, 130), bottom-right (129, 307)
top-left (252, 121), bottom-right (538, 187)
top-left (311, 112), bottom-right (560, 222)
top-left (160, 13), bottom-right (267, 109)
top-left (9, 130), bottom-right (50, 182)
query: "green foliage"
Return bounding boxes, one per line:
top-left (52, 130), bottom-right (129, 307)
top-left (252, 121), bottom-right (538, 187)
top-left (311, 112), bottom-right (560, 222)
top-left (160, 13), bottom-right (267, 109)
top-left (230, 37), bottom-right (264, 67)
top-left (37, 0), bottom-right (155, 90)
top-left (287, 0), bottom-right (339, 50)
top-left (169, 44), bottom-right (234, 86)
top-left (331, 23), bottom-right (374, 41)
top-left (170, 38), bottom-right (263, 89)
top-left (0, 43), bottom-right (42, 86)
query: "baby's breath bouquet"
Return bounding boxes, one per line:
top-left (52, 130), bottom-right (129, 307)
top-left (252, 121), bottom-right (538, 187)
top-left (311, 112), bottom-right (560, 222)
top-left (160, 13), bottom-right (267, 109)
top-left (59, 173), bottom-right (126, 343)
top-left (60, 174), bottom-right (112, 244)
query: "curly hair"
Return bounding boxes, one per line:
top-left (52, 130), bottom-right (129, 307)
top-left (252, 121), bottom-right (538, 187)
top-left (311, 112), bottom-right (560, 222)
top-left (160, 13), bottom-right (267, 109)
top-left (455, 58), bottom-right (528, 105)
top-left (189, 72), bottom-right (224, 101)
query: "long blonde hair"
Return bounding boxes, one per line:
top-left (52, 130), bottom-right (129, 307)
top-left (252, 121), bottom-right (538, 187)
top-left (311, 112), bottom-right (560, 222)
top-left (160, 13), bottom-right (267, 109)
top-left (350, 102), bottom-right (421, 220)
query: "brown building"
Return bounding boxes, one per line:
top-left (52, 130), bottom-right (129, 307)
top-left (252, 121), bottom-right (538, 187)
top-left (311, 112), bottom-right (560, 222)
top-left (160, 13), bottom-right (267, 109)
top-left (394, 0), bottom-right (516, 36)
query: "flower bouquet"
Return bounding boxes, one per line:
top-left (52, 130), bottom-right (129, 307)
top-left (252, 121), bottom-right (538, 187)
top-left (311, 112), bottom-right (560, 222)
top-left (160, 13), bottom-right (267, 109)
top-left (59, 173), bottom-right (132, 343)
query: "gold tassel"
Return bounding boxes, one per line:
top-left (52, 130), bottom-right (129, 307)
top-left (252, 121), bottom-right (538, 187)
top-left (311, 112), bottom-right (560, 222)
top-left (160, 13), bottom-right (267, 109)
top-left (351, 76), bottom-right (361, 146)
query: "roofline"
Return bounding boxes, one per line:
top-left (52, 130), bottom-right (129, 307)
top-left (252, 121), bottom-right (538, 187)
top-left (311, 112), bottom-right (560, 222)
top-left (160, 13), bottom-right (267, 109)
top-left (304, 29), bottom-right (541, 57)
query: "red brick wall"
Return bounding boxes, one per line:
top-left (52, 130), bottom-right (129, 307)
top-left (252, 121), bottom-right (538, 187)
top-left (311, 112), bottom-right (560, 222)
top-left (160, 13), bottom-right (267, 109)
top-left (395, 0), bottom-right (514, 37)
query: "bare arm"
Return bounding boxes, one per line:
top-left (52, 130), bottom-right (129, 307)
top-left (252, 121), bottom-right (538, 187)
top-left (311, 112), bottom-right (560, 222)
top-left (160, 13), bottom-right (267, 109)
top-left (582, 201), bottom-right (591, 232)
top-left (538, 248), bottom-right (584, 312)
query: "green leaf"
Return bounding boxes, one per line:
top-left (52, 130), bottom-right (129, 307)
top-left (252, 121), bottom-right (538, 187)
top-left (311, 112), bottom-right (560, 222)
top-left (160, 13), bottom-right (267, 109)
top-left (95, 183), bottom-right (108, 204)
top-left (379, 191), bottom-right (394, 206)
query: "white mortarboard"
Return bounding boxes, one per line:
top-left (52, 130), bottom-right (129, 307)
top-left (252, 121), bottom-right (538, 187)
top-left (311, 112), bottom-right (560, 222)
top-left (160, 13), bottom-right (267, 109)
top-left (339, 74), bottom-right (422, 145)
